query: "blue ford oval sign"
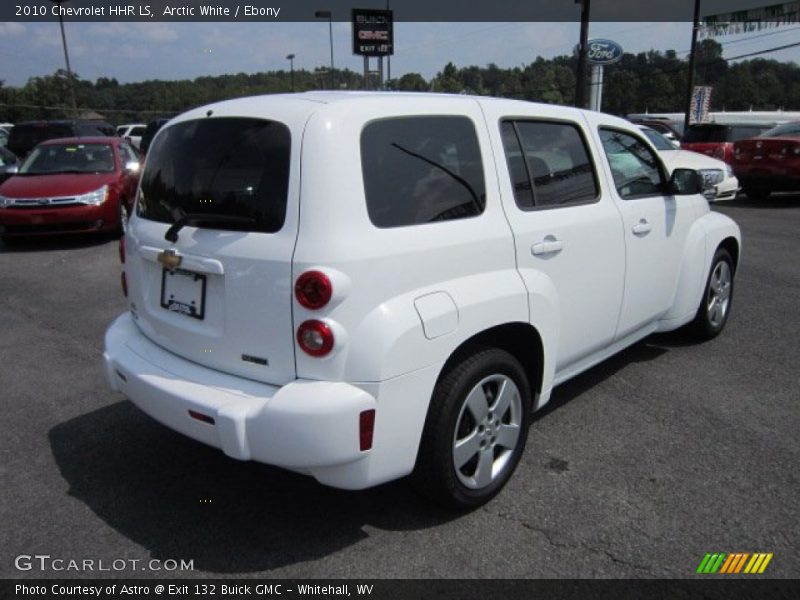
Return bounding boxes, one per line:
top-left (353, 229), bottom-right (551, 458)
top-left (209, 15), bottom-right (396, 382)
top-left (587, 39), bottom-right (623, 65)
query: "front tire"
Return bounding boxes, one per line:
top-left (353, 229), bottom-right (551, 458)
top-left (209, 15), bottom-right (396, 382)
top-left (688, 247), bottom-right (734, 340)
top-left (412, 348), bottom-right (531, 509)
top-left (743, 186), bottom-right (769, 201)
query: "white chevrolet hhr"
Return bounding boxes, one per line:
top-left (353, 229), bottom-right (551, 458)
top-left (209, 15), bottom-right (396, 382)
top-left (104, 92), bottom-right (740, 508)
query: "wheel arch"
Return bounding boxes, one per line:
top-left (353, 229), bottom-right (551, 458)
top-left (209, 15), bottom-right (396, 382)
top-left (718, 235), bottom-right (740, 273)
top-left (434, 322), bottom-right (544, 412)
top-left (660, 212), bottom-right (741, 330)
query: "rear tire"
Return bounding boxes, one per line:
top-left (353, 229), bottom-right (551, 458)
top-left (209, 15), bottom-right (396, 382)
top-left (688, 248), bottom-right (734, 340)
top-left (1, 235), bottom-right (21, 247)
top-left (412, 348), bottom-right (531, 509)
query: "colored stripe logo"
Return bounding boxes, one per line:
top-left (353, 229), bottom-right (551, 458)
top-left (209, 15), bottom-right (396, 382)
top-left (697, 552), bottom-right (773, 574)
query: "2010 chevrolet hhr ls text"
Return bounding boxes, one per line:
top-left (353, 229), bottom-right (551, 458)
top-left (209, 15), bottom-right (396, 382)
top-left (103, 93), bottom-right (740, 507)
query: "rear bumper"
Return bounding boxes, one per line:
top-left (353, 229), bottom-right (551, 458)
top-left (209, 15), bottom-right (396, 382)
top-left (736, 173), bottom-right (800, 192)
top-left (103, 313), bottom-right (382, 487)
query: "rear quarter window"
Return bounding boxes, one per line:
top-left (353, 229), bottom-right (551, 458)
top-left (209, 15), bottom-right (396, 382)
top-left (361, 116), bottom-right (486, 228)
top-left (8, 124), bottom-right (74, 155)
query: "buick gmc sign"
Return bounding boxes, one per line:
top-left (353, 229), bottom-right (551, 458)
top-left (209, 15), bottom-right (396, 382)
top-left (352, 8), bottom-right (394, 56)
top-left (587, 39), bottom-right (623, 65)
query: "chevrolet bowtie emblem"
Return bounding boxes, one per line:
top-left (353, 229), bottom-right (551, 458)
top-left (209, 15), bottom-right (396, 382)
top-left (157, 249), bottom-right (182, 269)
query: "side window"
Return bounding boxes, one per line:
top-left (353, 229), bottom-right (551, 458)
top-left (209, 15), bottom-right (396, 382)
top-left (131, 126), bottom-right (147, 137)
top-left (361, 116), bottom-right (486, 228)
top-left (500, 119), bottom-right (598, 210)
top-left (120, 143), bottom-right (138, 162)
top-left (599, 128), bottom-right (665, 199)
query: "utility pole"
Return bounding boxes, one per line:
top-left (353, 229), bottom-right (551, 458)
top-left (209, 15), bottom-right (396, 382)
top-left (49, 0), bottom-right (78, 117)
top-left (575, 0), bottom-right (591, 108)
top-left (683, 0), bottom-right (702, 134)
top-left (314, 10), bottom-right (335, 89)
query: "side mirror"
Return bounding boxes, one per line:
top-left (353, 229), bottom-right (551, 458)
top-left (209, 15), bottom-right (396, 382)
top-left (124, 160), bottom-right (140, 174)
top-left (668, 168), bottom-right (704, 195)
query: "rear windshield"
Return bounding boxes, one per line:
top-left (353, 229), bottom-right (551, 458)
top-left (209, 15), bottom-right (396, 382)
top-left (763, 122), bottom-right (800, 137)
top-left (640, 127), bottom-right (676, 151)
top-left (683, 124), bottom-right (768, 143)
top-left (136, 118), bottom-right (291, 234)
top-left (8, 123), bottom-right (74, 156)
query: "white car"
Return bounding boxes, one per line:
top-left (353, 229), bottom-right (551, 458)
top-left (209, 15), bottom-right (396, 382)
top-left (116, 123), bottom-right (147, 150)
top-left (104, 93), bottom-right (740, 507)
top-left (639, 125), bottom-right (739, 201)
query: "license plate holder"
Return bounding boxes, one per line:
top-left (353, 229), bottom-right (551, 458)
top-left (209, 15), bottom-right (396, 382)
top-left (160, 268), bottom-right (207, 320)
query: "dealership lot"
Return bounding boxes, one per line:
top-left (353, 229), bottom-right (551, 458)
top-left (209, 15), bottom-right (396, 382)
top-left (1, 196), bottom-right (798, 579)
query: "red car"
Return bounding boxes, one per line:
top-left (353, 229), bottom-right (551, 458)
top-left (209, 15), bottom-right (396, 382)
top-left (732, 122), bottom-right (800, 201)
top-left (0, 137), bottom-right (140, 244)
top-left (681, 123), bottom-right (774, 165)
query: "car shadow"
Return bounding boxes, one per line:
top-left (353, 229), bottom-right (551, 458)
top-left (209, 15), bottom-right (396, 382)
top-left (48, 400), bottom-right (458, 574)
top-left (0, 233), bottom-right (115, 253)
top-left (533, 332), bottom-right (679, 422)
top-left (48, 331), bottom-right (690, 574)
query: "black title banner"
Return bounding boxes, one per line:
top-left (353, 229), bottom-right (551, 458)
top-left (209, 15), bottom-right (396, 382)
top-left (1, 0), bottom-right (784, 23)
top-left (5, 579), bottom-right (800, 600)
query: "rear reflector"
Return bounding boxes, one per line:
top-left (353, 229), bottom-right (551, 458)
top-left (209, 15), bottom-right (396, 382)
top-left (359, 409), bottom-right (376, 451)
top-left (118, 237), bottom-right (125, 263)
top-left (121, 272), bottom-right (128, 297)
top-left (188, 410), bottom-right (215, 425)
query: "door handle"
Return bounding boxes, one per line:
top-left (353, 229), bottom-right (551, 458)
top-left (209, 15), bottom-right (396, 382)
top-left (531, 237), bottom-right (564, 256)
top-left (632, 219), bottom-right (652, 235)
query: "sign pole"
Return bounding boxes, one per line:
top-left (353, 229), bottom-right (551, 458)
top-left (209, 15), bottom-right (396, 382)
top-left (683, 0), bottom-right (702, 132)
top-left (363, 56), bottom-right (369, 90)
top-left (589, 65), bottom-right (603, 111)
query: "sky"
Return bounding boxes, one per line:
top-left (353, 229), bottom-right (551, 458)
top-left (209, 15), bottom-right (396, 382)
top-left (0, 20), bottom-right (799, 87)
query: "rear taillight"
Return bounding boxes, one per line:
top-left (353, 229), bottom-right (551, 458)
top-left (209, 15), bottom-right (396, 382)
top-left (297, 319), bottom-right (334, 357)
top-left (712, 146), bottom-right (726, 160)
top-left (121, 272), bottom-right (128, 297)
top-left (359, 409), bottom-right (376, 451)
top-left (295, 270), bottom-right (332, 309)
top-left (118, 237), bottom-right (125, 263)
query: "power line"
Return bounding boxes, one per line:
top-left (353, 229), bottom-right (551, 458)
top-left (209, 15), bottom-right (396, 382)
top-left (0, 102), bottom-right (172, 115)
top-left (725, 40), bottom-right (800, 61)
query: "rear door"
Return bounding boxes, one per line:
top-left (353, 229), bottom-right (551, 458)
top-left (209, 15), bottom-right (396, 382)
top-left (490, 112), bottom-right (625, 372)
top-left (126, 116), bottom-right (299, 385)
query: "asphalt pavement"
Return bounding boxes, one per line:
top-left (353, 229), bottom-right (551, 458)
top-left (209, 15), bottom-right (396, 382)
top-left (1, 194), bottom-right (798, 579)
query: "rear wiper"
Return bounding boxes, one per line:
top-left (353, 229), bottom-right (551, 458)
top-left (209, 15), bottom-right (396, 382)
top-left (164, 212), bottom-right (256, 242)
